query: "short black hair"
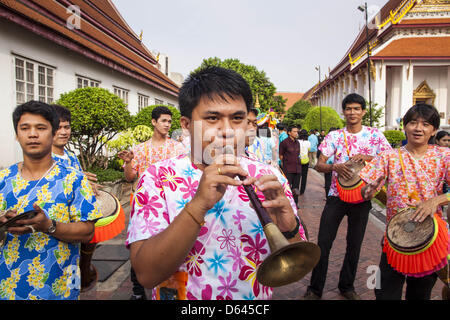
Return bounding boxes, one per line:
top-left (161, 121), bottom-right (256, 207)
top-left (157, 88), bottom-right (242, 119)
top-left (13, 100), bottom-right (59, 135)
top-left (179, 66), bottom-right (253, 119)
top-left (53, 104), bottom-right (71, 123)
top-left (152, 106), bottom-right (172, 121)
top-left (287, 126), bottom-right (298, 133)
top-left (403, 103), bottom-right (440, 130)
top-left (248, 108), bottom-right (259, 117)
top-left (436, 130), bottom-right (450, 141)
top-left (342, 93), bottom-right (366, 111)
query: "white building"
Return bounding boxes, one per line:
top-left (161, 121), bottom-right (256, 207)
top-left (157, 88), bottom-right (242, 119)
top-left (0, 0), bottom-right (180, 168)
top-left (305, 0), bottom-right (450, 130)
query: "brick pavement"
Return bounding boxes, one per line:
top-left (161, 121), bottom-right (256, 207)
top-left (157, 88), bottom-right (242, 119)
top-left (81, 169), bottom-right (446, 300)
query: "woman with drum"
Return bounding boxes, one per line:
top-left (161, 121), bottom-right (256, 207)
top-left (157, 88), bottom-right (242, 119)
top-left (360, 103), bottom-right (450, 300)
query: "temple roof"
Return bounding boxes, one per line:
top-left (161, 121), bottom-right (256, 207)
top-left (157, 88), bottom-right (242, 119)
top-left (275, 92), bottom-right (304, 111)
top-left (374, 36), bottom-right (450, 58)
top-left (0, 0), bottom-right (179, 97)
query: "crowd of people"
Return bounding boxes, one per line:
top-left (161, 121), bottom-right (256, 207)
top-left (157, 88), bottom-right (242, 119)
top-left (0, 66), bottom-right (448, 301)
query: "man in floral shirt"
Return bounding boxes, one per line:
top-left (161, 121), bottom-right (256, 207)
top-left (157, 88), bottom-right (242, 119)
top-left (0, 101), bottom-right (101, 300)
top-left (303, 93), bottom-right (391, 300)
top-left (360, 104), bottom-right (450, 300)
top-left (127, 67), bottom-right (307, 300)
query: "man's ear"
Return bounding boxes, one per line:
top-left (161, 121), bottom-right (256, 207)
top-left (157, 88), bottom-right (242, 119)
top-left (180, 116), bottom-right (191, 130)
top-left (151, 118), bottom-right (157, 127)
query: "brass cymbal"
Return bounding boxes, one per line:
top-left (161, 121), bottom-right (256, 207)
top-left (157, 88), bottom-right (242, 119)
top-left (256, 241), bottom-right (321, 287)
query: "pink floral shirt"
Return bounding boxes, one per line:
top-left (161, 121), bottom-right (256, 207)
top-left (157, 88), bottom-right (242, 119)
top-left (126, 154), bottom-right (306, 300)
top-left (359, 145), bottom-right (450, 223)
top-left (318, 126), bottom-right (392, 197)
top-left (131, 138), bottom-right (186, 177)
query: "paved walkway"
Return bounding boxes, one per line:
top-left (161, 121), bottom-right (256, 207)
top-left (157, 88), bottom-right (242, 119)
top-left (81, 169), bottom-right (446, 300)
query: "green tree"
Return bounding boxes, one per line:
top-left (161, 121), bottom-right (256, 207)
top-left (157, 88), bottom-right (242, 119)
top-left (56, 87), bottom-right (131, 169)
top-left (132, 104), bottom-right (181, 136)
top-left (362, 102), bottom-right (384, 128)
top-left (195, 57), bottom-right (285, 115)
top-left (303, 106), bottom-right (344, 132)
top-left (283, 99), bottom-right (312, 126)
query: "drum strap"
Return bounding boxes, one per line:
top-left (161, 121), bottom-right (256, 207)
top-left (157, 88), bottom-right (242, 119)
top-left (343, 130), bottom-right (350, 157)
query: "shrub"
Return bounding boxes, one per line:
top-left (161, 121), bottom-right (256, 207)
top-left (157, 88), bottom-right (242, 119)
top-left (303, 106), bottom-right (344, 132)
top-left (56, 87), bottom-right (131, 169)
top-left (86, 167), bottom-right (124, 183)
top-left (383, 130), bottom-right (406, 147)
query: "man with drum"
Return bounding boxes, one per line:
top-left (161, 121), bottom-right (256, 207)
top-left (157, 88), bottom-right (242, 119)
top-left (0, 101), bottom-right (102, 300)
top-left (360, 103), bottom-right (450, 300)
top-left (118, 106), bottom-right (185, 300)
top-left (126, 66), bottom-right (309, 300)
top-left (303, 93), bottom-right (391, 300)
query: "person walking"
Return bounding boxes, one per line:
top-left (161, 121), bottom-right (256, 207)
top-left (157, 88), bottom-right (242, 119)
top-left (308, 130), bottom-right (318, 168)
top-left (279, 126), bottom-right (301, 207)
top-left (298, 129), bottom-right (310, 195)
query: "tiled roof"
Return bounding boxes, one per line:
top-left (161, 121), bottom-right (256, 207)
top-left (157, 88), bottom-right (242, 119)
top-left (374, 36), bottom-right (450, 58)
top-left (0, 0), bottom-right (179, 96)
top-left (275, 92), bottom-right (304, 111)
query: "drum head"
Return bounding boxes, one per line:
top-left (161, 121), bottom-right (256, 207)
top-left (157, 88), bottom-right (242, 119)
top-left (337, 160), bottom-right (365, 187)
top-left (96, 190), bottom-right (118, 219)
top-left (386, 207), bottom-right (434, 252)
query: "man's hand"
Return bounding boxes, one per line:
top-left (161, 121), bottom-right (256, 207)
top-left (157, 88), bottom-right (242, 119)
top-left (190, 154), bottom-right (247, 214)
top-left (243, 175), bottom-right (296, 233)
top-left (2, 203), bottom-right (52, 235)
top-left (350, 154), bottom-right (373, 163)
top-left (361, 176), bottom-right (384, 201)
top-left (332, 162), bottom-right (353, 181)
top-left (117, 150), bottom-right (134, 164)
top-left (412, 197), bottom-right (440, 223)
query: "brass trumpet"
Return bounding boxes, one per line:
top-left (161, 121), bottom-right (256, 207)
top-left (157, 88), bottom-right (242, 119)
top-left (239, 176), bottom-right (321, 287)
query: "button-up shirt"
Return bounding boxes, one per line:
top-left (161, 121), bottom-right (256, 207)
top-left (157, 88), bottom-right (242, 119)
top-left (279, 137), bottom-right (301, 173)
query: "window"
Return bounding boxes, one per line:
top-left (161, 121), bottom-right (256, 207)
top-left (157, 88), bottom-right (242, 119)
top-left (114, 86), bottom-right (129, 104)
top-left (155, 98), bottom-right (163, 105)
top-left (15, 56), bottom-right (54, 104)
top-left (167, 103), bottom-right (175, 107)
top-left (77, 75), bottom-right (100, 88)
top-left (138, 93), bottom-right (149, 111)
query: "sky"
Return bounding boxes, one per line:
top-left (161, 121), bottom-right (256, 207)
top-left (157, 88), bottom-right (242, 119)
top-left (112, 0), bottom-right (389, 93)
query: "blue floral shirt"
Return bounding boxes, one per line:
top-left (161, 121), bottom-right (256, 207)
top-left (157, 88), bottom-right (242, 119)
top-left (52, 150), bottom-right (82, 171)
top-left (0, 163), bottom-right (102, 300)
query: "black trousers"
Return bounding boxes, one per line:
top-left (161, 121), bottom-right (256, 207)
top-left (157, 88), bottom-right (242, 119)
top-left (324, 172), bottom-right (332, 198)
top-left (299, 164), bottom-right (309, 195)
top-left (284, 171), bottom-right (301, 206)
top-left (374, 252), bottom-right (438, 300)
top-left (308, 196), bottom-right (371, 297)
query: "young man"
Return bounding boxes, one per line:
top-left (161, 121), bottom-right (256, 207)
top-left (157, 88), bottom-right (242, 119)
top-left (51, 105), bottom-right (102, 292)
top-left (308, 130), bottom-right (318, 168)
top-left (279, 126), bottom-right (301, 207)
top-left (303, 93), bottom-right (391, 300)
top-left (118, 105), bottom-right (185, 300)
top-left (245, 108), bottom-right (260, 160)
top-left (360, 104), bottom-right (450, 300)
top-left (126, 66), bottom-right (307, 300)
top-left (0, 101), bottom-right (101, 300)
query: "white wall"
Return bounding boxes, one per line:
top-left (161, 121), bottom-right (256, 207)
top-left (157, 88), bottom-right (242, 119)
top-left (0, 19), bottom-right (179, 168)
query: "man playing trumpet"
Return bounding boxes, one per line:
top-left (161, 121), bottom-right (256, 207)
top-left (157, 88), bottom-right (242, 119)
top-left (126, 67), bottom-right (308, 300)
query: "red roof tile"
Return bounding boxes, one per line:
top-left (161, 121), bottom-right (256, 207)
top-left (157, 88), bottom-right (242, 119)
top-left (276, 92), bottom-right (304, 111)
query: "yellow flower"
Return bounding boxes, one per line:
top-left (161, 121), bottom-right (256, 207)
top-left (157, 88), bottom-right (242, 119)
top-left (0, 168), bottom-right (10, 179)
top-left (36, 183), bottom-right (52, 205)
top-left (54, 242), bottom-right (71, 265)
top-left (11, 194), bottom-right (29, 214)
top-left (13, 175), bottom-right (29, 194)
top-left (63, 171), bottom-right (77, 196)
top-left (0, 268), bottom-right (21, 300)
top-left (47, 165), bottom-right (60, 180)
top-left (4, 236), bottom-right (20, 266)
top-left (27, 256), bottom-right (47, 289)
top-left (81, 177), bottom-right (94, 201)
top-left (49, 203), bottom-right (70, 223)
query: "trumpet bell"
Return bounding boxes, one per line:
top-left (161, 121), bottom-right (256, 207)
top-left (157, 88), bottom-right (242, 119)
top-left (256, 223), bottom-right (321, 287)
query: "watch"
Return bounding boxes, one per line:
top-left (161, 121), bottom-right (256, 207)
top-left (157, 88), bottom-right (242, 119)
top-left (282, 216), bottom-right (300, 239)
top-left (46, 220), bottom-right (57, 234)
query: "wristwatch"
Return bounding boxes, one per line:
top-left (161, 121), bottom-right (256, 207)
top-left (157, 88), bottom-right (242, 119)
top-left (282, 216), bottom-right (300, 239)
top-left (46, 219), bottom-right (57, 234)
